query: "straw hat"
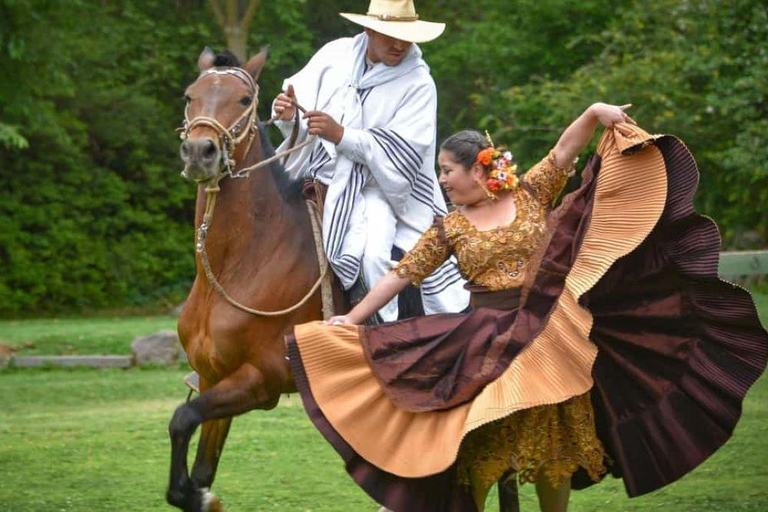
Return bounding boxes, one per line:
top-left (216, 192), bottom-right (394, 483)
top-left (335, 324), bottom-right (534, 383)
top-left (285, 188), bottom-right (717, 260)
top-left (340, 0), bottom-right (446, 44)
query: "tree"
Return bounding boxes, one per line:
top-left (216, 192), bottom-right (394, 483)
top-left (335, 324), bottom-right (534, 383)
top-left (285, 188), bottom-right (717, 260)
top-left (471, 0), bottom-right (768, 245)
top-left (209, 0), bottom-right (263, 61)
top-left (0, 0), bottom-right (217, 315)
top-left (1, 0), bottom-right (764, 315)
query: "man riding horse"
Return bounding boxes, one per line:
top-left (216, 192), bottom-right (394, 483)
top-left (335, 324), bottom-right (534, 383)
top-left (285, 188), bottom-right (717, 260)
top-left (168, 3), bottom-right (482, 511)
top-left (272, 0), bottom-right (469, 323)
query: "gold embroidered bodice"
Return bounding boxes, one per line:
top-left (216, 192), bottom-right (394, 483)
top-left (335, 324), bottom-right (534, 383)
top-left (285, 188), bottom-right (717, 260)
top-left (396, 152), bottom-right (570, 291)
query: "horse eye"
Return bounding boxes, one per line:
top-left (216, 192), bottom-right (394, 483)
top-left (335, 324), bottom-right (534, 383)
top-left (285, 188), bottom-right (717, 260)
top-left (240, 96), bottom-right (252, 106)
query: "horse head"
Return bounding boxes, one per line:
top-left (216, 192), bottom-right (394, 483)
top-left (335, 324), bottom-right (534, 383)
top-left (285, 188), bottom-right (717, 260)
top-left (180, 47), bottom-right (268, 183)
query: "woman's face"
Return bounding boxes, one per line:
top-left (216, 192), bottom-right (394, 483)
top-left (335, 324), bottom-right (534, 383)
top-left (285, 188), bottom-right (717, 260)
top-left (437, 149), bottom-right (485, 206)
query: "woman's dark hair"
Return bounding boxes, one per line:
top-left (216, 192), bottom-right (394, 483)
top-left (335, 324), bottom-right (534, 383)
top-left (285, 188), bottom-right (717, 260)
top-left (440, 130), bottom-right (489, 170)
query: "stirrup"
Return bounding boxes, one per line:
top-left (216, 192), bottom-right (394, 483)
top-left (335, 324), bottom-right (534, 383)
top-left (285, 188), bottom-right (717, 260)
top-left (184, 371), bottom-right (200, 393)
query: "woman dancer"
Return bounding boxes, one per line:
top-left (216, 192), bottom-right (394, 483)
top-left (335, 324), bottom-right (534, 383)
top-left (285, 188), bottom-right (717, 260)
top-left (286, 103), bottom-right (768, 511)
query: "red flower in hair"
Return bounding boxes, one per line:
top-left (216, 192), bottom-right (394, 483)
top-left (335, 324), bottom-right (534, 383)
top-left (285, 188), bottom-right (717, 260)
top-left (477, 148), bottom-right (494, 167)
top-left (487, 180), bottom-right (501, 192)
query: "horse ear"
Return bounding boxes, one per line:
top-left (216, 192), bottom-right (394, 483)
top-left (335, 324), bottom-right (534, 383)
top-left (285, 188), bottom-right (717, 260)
top-left (243, 46), bottom-right (269, 82)
top-left (198, 47), bottom-right (216, 72)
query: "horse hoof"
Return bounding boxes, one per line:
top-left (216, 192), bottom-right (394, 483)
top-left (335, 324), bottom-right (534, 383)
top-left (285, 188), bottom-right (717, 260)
top-left (202, 490), bottom-right (225, 512)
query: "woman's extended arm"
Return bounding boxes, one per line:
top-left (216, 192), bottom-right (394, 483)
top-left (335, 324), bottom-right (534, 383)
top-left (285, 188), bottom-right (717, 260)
top-left (326, 271), bottom-right (411, 325)
top-left (327, 217), bottom-right (452, 326)
top-left (552, 102), bottom-right (636, 168)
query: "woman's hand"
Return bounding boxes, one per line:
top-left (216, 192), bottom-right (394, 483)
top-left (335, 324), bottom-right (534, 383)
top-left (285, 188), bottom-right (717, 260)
top-left (322, 272), bottom-right (410, 327)
top-left (590, 103), bottom-right (637, 127)
top-left (552, 102), bottom-right (638, 168)
top-left (325, 315), bottom-right (354, 326)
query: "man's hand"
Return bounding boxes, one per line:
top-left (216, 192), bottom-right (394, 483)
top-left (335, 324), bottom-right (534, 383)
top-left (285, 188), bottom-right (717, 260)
top-left (273, 84), bottom-right (297, 121)
top-left (304, 110), bottom-right (345, 145)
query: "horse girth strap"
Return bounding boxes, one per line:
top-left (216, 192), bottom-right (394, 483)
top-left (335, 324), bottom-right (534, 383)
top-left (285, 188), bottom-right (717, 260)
top-left (197, 190), bottom-right (332, 317)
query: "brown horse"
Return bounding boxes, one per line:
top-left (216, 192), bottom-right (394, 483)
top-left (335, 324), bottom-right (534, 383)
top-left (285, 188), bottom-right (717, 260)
top-left (167, 48), bottom-right (329, 512)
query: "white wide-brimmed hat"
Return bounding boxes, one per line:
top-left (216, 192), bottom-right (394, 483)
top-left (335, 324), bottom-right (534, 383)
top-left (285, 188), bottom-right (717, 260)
top-left (340, 0), bottom-right (446, 44)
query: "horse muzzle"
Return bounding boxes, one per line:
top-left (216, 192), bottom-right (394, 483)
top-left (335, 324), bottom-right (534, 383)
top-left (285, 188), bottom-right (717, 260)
top-left (180, 138), bottom-right (222, 183)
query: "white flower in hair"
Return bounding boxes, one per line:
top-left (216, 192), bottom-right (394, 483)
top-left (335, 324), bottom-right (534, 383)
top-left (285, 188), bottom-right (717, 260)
top-left (503, 151), bottom-right (513, 161)
top-left (497, 171), bottom-right (508, 181)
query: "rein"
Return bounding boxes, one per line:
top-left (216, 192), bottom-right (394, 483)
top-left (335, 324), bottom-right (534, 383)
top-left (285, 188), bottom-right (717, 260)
top-left (181, 67), bottom-right (328, 317)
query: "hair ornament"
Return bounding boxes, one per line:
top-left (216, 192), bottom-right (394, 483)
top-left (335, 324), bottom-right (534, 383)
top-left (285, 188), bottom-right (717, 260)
top-left (476, 141), bottom-right (519, 193)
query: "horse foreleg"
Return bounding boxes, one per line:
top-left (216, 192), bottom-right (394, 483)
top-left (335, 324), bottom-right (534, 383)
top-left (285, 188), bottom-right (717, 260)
top-left (167, 394), bottom-right (209, 511)
top-left (167, 364), bottom-right (274, 512)
top-left (191, 417), bottom-right (232, 490)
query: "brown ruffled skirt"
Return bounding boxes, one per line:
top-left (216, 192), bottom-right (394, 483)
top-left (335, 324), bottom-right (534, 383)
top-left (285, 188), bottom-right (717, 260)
top-left (286, 125), bottom-right (768, 512)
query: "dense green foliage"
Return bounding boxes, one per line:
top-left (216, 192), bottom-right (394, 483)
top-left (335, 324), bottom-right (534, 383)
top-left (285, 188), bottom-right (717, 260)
top-left (470, 0), bottom-right (768, 245)
top-left (1, 0), bottom-right (765, 315)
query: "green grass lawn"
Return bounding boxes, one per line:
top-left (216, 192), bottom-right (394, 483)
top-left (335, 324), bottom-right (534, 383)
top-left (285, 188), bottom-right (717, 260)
top-left (0, 367), bottom-right (766, 511)
top-left (0, 316), bottom-right (177, 355)
top-left (0, 292), bottom-right (766, 511)
top-left (0, 367), bottom-right (374, 511)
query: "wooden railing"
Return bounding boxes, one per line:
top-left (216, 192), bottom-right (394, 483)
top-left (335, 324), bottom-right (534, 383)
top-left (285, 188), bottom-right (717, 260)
top-left (719, 251), bottom-right (768, 276)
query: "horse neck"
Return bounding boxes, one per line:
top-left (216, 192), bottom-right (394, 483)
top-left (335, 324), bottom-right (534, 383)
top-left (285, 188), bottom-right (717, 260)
top-left (193, 135), bottom-right (299, 268)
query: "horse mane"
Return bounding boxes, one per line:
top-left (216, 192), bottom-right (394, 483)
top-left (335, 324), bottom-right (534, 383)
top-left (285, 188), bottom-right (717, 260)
top-left (258, 124), bottom-right (305, 203)
top-left (213, 51), bottom-right (241, 67)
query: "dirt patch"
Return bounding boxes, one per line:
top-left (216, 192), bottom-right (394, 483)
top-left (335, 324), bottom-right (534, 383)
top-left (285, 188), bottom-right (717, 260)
top-left (0, 342), bottom-right (16, 367)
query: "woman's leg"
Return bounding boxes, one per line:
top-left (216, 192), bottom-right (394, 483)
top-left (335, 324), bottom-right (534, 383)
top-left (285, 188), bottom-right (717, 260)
top-left (498, 470), bottom-right (520, 512)
top-left (535, 474), bottom-right (571, 512)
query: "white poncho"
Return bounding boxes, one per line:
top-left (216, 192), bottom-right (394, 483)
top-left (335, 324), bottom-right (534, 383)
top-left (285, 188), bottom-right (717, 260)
top-left (275, 33), bottom-right (468, 316)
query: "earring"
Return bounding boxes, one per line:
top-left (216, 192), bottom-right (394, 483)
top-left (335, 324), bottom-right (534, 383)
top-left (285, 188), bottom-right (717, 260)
top-left (474, 176), bottom-right (497, 201)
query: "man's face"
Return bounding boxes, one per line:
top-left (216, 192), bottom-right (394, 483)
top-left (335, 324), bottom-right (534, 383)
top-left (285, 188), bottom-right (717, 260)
top-left (365, 28), bottom-right (412, 67)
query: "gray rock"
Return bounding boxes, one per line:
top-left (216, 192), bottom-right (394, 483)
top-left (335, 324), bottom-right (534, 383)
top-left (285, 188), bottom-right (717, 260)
top-left (131, 330), bottom-right (182, 366)
top-left (13, 355), bottom-right (132, 368)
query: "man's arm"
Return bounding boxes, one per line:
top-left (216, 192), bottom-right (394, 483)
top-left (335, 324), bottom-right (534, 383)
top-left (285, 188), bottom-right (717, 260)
top-left (270, 38), bottom-right (351, 142)
top-left (302, 108), bottom-right (344, 144)
top-left (313, 77), bottom-right (438, 216)
top-left (274, 84), bottom-right (298, 121)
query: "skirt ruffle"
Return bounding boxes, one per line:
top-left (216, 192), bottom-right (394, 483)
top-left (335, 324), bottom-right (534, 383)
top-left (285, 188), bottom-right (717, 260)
top-left (576, 135), bottom-right (768, 496)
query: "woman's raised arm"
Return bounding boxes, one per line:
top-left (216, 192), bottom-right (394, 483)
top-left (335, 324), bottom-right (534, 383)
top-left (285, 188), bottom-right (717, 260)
top-left (552, 102), bottom-right (636, 168)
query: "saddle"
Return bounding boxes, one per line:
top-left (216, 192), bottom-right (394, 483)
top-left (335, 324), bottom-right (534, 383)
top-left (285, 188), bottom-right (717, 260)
top-left (302, 179), bottom-right (350, 318)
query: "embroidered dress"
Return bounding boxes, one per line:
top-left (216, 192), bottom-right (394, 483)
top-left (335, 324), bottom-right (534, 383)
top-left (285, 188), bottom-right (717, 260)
top-left (395, 152), bottom-right (566, 291)
top-left (391, 152), bottom-right (606, 505)
top-left (286, 125), bottom-right (768, 512)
